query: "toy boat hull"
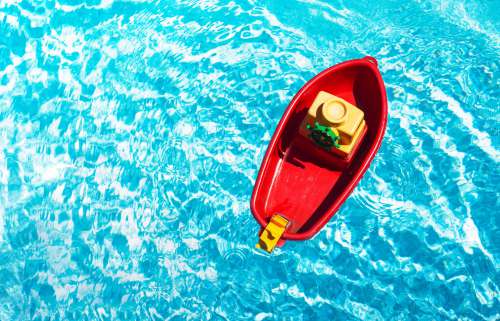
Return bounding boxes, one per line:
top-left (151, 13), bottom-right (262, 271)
top-left (251, 56), bottom-right (388, 242)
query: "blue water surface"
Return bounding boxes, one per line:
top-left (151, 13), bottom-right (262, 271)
top-left (0, 0), bottom-right (498, 320)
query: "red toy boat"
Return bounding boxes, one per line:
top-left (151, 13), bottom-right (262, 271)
top-left (251, 56), bottom-right (388, 252)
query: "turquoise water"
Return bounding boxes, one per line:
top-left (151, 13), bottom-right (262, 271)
top-left (0, 0), bottom-right (498, 320)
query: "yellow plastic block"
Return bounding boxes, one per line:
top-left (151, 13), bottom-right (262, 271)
top-left (256, 214), bottom-right (288, 253)
top-left (299, 91), bottom-right (366, 158)
top-left (336, 120), bottom-right (365, 155)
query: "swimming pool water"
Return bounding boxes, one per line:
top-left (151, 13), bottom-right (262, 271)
top-left (0, 0), bottom-right (498, 320)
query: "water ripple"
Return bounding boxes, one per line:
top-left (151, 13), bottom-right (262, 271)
top-left (0, 0), bottom-right (498, 320)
